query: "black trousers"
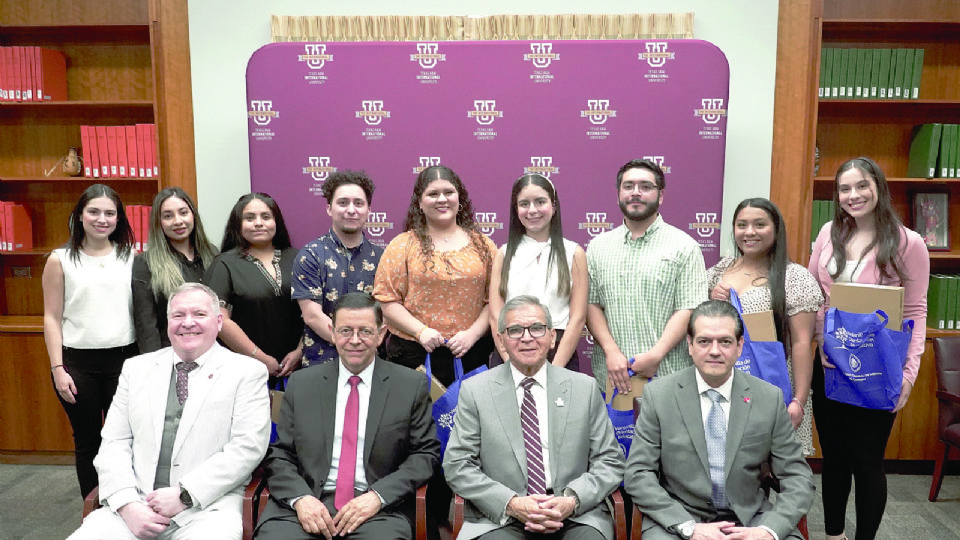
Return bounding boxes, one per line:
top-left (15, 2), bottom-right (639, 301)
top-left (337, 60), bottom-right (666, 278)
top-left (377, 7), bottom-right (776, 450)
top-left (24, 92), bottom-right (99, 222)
top-left (55, 343), bottom-right (138, 498)
top-left (384, 332), bottom-right (493, 387)
top-left (812, 350), bottom-right (897, 540)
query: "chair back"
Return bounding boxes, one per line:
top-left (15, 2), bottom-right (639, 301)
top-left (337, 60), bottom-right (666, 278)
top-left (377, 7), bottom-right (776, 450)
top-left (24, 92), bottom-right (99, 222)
top-left (932, 336), bottom-right (960, 432)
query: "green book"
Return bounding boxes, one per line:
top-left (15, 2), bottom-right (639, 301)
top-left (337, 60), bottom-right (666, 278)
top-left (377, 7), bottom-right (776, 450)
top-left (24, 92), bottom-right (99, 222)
top-left (869, 47), bottom-right (882, 98)
top-left (837, 49), bottom-right (849, 98)
top-left (948, 276), bottom-right (960, 331)
top-left (819, 48), bottom-right (829, 99)
top-left (939, 124), bottom-right (952, 178)
top-left (845, 48), bottom-right (857, 99)
top-left (810, 201), bottom-right (820, 244)
top-left (891, 48), bottom-right (906, 99)
top-left (831, 47), bottom-right (843, 98)
top-left (853, 49), bottom-right (866, 99)
top-left (927, 276), bottom-right (943, 329)
top-left (860, 49), bottom-right (874, 99)
top-left (912, 48), bottom-right (924, 99)
top-left (900, 48), bottom-right (915, 100)
top-left (877, 48), bottom-right (892, 98)
top-left (907, 123), bottom-right (943, 178)
top-left (953, 124), bottom-right (960, 178)
top-left (937, 275), bottom-right (949, 330)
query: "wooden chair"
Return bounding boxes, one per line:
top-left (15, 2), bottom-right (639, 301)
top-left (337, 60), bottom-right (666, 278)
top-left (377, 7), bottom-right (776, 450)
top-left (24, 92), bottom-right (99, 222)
top-left (452, 490), bottom-right (627, 540)
top-left (930, 336), bottom-right (960, 502)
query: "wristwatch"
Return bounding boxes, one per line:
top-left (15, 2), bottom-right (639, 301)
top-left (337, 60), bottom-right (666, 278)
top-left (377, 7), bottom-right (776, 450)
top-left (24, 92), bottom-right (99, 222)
top-left (675, 519), bottom-right (696, 540)
top-left (179, 486), bottom-right (194, 508)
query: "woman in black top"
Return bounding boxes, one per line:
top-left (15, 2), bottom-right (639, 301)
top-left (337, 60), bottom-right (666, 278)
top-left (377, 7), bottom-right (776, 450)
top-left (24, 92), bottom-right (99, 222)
top-left (204, 193), bottom-right (303, 377)
top-left (132, 187), bottom-right (218, 353)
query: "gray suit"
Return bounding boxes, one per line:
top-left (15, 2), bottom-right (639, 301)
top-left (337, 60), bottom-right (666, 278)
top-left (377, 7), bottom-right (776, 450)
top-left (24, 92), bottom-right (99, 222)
top-left (444, 363), bottom-right (625, 540)
top-left (624, 367), bottom-right (814, 540)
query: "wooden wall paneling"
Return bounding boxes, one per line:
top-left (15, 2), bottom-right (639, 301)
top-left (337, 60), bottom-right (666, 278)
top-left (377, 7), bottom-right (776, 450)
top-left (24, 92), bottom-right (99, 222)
top-left (1, 254), bottom-right (45, 316)
top-left (897, 340), bottom-right (941, 459)
top-left (822, 0), bottom-right (960, 20)
top-left (0, 330), bottom-right (73, 452)
top-left (151, 0), bottom-right (197, 200)
top-left (0, 0), bottom-right (148, 25)
top-left (770, 0), bottom-right (820, 265)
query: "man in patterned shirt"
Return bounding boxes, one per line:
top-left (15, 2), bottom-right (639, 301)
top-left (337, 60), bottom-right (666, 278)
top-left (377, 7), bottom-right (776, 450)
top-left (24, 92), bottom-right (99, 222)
top-left (586, 158), bottom-right (706, 392)
top-left (292, 170), bottom-right (384, 368)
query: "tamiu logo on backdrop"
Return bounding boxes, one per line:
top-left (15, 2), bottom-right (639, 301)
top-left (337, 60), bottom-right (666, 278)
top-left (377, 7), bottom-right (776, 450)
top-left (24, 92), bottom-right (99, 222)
top-left (581, 99), bottom-right (616, 140)
top-left (639, 42), bottom-right (675, 83)
top-left (694, 98), bottom-right (727, 141)
top-left (297, 43), bottom-right (333, 85)
top-left (524, 157), bottom-right (559, 178)
top-left (303, 156), bottom-right (336, 195)
top-left (689, 211), bottom-right (720, 252)
top-left (578, 212), bottom-right (613, 237)
top-left (355, 100), bottom-right (391, 140)
top-left (469, 100), bottom-right (502, 141)
top-left (412, 156), bottom-right (442, 174)
top-left (641, 155), bottom-right (671, 175)
top-left (364, 212), bottom-right (395, 248)
top-left (474, 212), bottom-right (504, 237)
top-left (524, 43), bottom-right (559, 83)
top-left (411, 43), bottom-right (445, 84)
top-left (248, 100), bottom-right (279, 141)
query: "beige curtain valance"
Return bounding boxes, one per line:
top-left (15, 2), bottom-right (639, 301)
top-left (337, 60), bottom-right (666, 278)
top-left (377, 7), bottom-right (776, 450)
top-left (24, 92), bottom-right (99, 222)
top-left (270, 13), bottom-right (694, 42)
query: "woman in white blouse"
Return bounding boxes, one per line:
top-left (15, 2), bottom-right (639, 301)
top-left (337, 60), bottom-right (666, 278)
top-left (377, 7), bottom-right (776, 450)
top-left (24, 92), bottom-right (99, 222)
top-left (488, 173), bottom-right (588, 370)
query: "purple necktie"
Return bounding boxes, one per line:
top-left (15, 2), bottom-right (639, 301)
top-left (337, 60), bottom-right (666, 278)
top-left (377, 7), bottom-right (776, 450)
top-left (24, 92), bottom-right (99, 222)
top-left (175, 361), bottom-right (198, 405)
top-left (335, 375), bottom-right (361, 509)
top-left (520, 377), bottom-right (546, 495)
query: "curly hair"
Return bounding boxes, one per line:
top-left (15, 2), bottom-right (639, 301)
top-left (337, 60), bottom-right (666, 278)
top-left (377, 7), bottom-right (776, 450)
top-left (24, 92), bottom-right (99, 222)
top-left (402, 165), bottom-right (491, 273)
top-left (321, 169), bottom-right (375, 205)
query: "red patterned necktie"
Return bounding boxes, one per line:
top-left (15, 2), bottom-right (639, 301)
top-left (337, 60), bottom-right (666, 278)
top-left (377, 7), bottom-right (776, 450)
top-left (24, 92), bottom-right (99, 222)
top-left (335, 375), bottom-right (361, 509)
top-left (175, 361), bottom-right (198, 405)
top-left (520, 377), bottom-right (546, 495)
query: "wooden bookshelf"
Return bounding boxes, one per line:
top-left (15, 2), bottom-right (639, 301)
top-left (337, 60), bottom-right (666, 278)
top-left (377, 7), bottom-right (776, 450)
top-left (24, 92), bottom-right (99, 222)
top-left (0, 0), bottom-right (195, 459)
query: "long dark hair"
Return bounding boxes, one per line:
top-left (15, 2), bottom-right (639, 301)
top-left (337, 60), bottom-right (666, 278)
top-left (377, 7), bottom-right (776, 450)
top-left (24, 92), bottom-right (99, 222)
top-left (732, 198), bottom-right (789, 344)
top-left (220, 193), bottom-right (292, 253)
top-left (66, 183), bottom-right (134, 263)
top-left (402, 165), bottom-right (491, 272)
top-left (143, 188), bottom-right (219, 299)
top-left (829, 157), bottom-right (907, 283)
top-left (499, 174), bottom-right (571, 299)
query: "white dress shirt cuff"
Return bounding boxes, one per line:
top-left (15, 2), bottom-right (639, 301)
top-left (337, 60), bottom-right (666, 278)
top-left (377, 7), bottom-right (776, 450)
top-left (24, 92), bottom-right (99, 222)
top-left (759, 524), bottom-right (779, 540)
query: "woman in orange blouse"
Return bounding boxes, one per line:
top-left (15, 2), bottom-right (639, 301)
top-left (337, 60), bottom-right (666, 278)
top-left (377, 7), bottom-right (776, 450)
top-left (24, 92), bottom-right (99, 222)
top-left (373, 165), bottom-right (497, 386)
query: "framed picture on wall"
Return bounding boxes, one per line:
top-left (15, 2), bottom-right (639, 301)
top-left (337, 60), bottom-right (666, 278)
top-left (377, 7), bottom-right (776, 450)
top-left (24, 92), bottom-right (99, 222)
top-left (913, 192), bottom-right (949, 250)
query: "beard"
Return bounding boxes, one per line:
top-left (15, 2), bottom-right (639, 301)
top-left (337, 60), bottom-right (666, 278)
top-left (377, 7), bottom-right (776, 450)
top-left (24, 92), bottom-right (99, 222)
top-left (619, 196), bottom-right (660, 223)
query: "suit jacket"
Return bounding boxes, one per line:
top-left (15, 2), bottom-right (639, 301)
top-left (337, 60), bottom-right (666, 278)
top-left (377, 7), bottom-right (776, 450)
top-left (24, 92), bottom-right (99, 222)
top-left (258, 357), bottom-right (440, 524)
top-left (443, 363), bottom-right (625, 540)
top-left (624, 367), bottom-right (814, 539)
top-left (95, 343), bottom-right (271, 526)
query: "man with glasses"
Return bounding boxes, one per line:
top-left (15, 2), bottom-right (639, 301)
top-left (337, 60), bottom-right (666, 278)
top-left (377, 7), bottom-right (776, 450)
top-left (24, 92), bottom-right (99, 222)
top-left (255, 292), bottom-right (440, 539)
top-left (586, 158), bottom-right (706, 393)
top-left (444, 295), bottom-right (624, 540)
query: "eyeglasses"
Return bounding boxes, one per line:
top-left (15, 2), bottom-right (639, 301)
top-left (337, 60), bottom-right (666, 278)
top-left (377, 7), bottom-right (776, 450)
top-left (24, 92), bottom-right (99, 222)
top-left (334, 327), bottom-right (378, 340)
top-left (504, 323), bottom-right (548, 339)
top-left (620, 181), bottom-right (659, 194)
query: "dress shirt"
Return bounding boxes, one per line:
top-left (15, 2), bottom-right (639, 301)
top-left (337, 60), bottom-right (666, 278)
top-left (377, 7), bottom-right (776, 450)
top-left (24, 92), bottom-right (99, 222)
top-left (323, 361), bottom-right (376, 495)
top-left (508, 362), bottom-right (552, 490)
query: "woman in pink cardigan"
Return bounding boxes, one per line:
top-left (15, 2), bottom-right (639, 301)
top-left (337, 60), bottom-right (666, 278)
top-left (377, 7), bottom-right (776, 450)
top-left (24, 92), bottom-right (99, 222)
top-left (808, 157), bottom-right (929, 540)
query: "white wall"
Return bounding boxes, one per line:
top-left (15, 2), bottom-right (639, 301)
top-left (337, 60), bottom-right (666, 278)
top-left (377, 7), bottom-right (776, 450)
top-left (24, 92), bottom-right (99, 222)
top-left (188, 1), bottom-right (778, 255)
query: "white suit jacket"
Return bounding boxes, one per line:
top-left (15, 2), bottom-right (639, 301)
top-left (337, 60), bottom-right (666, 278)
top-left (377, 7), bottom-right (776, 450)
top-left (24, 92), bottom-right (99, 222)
top-left (94, 343), bottom-right (271, 526)
top-left (443, 363), bottom-right (625, 540)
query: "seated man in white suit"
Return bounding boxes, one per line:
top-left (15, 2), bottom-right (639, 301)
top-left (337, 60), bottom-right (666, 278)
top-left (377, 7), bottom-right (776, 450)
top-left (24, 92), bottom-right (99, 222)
top-left (444, 295), bottom-right (625, 540)
top-left (67, 282), bottom-right (271, 540)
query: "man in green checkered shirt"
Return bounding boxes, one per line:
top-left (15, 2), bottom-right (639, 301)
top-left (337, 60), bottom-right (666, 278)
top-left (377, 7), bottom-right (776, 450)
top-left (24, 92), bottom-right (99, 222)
top-left (586, 159), bottom-right (706, 392)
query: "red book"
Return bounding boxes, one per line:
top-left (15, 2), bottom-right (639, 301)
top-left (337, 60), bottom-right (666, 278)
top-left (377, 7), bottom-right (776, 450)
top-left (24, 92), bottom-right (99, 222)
top-left (83, 125), bottom-right (100, 178)
top-left (125, 125), bottom-right (138, 178)
top-left (0, 200), bottom-right (9, 251)
top-left (95, 126), bottom-right (110, 178)
top-left (0, 48), bottom-right (7, 101)
top-left (115, 128), bottom-right (128, 177)
top-left (80, 126), bottom-right (92, 177)
top-left (124, 204), bottom-right (136, 247)
top-left (132, 205), bottom-right (142, 252)
top-left (141, 206), bottom-right (151, 250)
top-left (6, 204), bottom-right (33, 251)
top-left (136, 124), bottom-right (147, 177)
top-left (11, 46), bottom-right (21, 101)
top-left (22, 46), bottom-right (34, 101)
top-left (150, 124), bottom-right (158, 177)
top-left (36, 48), bottom-right (67, 101)
top-left (3, 48), bottom-right (14, 101)
top-left (106, 126), bottom-right (120, 177)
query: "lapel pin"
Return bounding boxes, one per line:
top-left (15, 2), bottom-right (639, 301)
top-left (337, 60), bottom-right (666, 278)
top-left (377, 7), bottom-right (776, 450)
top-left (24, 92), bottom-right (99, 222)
top-left (743, 397), bottom-right (751, 403)
top-left (555, 397), bottom-right (565, 407)
top-left (209, 374), bottom-right (213, 379)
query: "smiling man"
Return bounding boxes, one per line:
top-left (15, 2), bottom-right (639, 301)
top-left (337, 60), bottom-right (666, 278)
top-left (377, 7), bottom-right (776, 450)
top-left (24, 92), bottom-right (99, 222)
top-left (67, 283), bottom-right (271, 540)
top-left (256, 292), bottom-right (439, 540)
top-left (444, 295), bottom-right (624, 540)
top-left (624, 300), bottom-right (813, 540)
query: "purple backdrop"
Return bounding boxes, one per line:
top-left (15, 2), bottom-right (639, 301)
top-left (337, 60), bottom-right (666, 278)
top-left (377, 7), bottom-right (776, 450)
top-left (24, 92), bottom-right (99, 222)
top-left (246, 39), bottom-right (729, 372)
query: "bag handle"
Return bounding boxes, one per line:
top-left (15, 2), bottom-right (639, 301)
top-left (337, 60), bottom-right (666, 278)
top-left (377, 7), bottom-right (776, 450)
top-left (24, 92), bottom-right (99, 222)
top-left (728, 288), bottom-right (752, 342)
top-left (423, 352), bottom-right (465, 384)
top-left (825, 307), bottom-right (889, 335)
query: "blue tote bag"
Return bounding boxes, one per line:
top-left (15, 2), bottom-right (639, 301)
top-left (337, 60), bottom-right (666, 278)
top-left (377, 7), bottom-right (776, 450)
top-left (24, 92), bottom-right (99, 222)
top-left (425, 353), bottom-right (487, 459)
top-left (603, 386), bottom-right (637, 458)
top-left (730, 289), bottom-right (793, 406)
top-left (822, 308), bottom-right (913, 411)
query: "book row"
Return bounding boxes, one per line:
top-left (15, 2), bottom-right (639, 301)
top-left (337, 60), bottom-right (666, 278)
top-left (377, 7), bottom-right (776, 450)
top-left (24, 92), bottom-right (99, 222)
top-left (907, 123), bottom-right (960, 179)
top-left (809, 199), bottom-right (835, 245)
top-left (126, 205), bottom-right (152, 252)
top-left (927, 275), bottom-right (960, 330)
top-left (81, 124), bottom-right (159, 179)
top-left (818, 48), bottom-right (924, 100)
top-left (0, 201), bottom-right (33, 251)
top-left (0, 46), bottom-right (67, 102)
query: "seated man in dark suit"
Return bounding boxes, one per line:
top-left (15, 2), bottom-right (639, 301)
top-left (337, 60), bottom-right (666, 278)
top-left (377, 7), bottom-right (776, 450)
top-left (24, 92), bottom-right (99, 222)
top-left (624, 300), bottom-right (814, 540)
top-left (255, 292), bottom-right (440, 540)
